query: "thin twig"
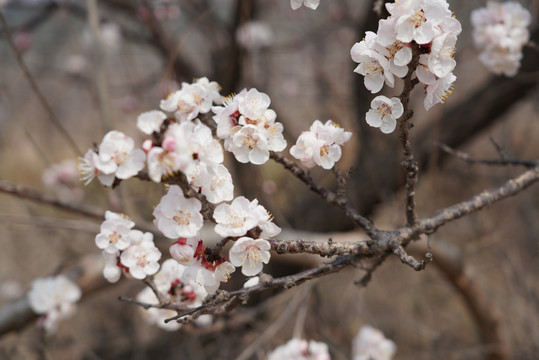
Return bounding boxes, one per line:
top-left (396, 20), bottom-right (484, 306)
top-left (0, 11), bottom-right (81, 156)
top-left (435, 142), bottom-right (538, 168)
top-left (414, 165), bottom-right (539, 236)
top-left (0, 214), bottom-right (100, 233)
top-left (355, 253), bottom-right (390, 287)
top-left (0, 179), bottom-right (104, 220)
top-left (86, 0), bottom-right (113, 132)
top-left (392, 244), bottom-right (432, 271)
top-left (270, 152), bottom-right (378, 238)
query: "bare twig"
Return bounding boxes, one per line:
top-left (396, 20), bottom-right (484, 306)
top-left (0, 179), bottom-right (157, 234)
top-left (0, 214), bottom-right (100, 233)
top-left (0, 179), bottom-right (104, 220)
top-left (355, 253), bottom-right (390, 287)
top-left (435, 142), bottom-right (538, 168)
top-left (392, 244), bottom-right (432, 271)
top-left (86, 0), bottom-right (113, 132)
top-left (0, 11), bottom-right (81, 156)
top-left (270, 152), bottom-right (377, 238)
top-left (414, 165), bottom-right (539, 236)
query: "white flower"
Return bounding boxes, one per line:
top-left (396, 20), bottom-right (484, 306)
top-left (27, 275), bottom-right (81, 333)
top-left (427, 33), bottom-right (457, 78)
top-left (243, 276), bottom-right (259, 288)
top-left (94, 130), bottom-right (146, 186)
top-left (102, 251), bottom-right (122, 283)
top-left (471, 1), bottom-right (531, 77)
top-left (268, 338), bottom-right (331, 360)
top-left (42, 159), bottom-right (84, 202)
top-left (213, 261), bottom-right (236, 283)
top-left (193, 163), bottom-right (234, 204)
top-left (169, 236), bottom-right (200, 265)
top-left (290, 120), bottom-right (352, 169)
top-left (259, 109), bottom-right (287, 152)
top-left (229, 237), bottom-right (271, 276)
top-left (153, 185), bottom-right (204, 239)
top-left (212, 89), bottom-right (245, 140)
top-left (78, 149), bottom-right (98, 185)
top-left (146, 146), bottom-right (181, 183)
top-left (290, 0), bottom-right (320, 10)
top-left (228, 124), bottom-right (270, 164)
top-left (391, 0), bottom-right (452, 45)
top-left (120, 235), bottom-right (161, 279)
top-left (160, 78), bottom-right (222, 122)
top-left (350, 32), bottom-right (395, 93)
top-left (137, 110), bottom-right (167, 135)
top-left (182, 262), bottom-right (222, 294)
top-left (352, 325), bottom-right (396, 360)
top-left (213, 196), bottom-right (260, 237)
top-left (238, 88), bottom-right (271, 120)
top-left (424, 72), bottom-right (455, 111)
top-left (164, 121), bottom-right (224, 174)
top-left (289, 131), bottom-right (318, 168)
top-left (95, 211), bottom-right (135, 254)
top-left (236, 21), bottom-right (273, 51)
top-left (194, 77), bottom-right (223, 106)
top-left (365, 96), bottom-right (404, 134)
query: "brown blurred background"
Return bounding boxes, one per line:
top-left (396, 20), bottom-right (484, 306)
top-left (0, 0), bottom-right (538, 359)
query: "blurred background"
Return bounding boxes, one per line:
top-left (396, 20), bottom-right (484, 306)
top-left (0, 0), bottom-right (538, 359)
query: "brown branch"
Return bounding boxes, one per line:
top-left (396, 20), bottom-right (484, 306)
top-left (0, 11), bottom-right (82, 156)
top-left (268, 238), bottom-right (375, 257)
top-left (0, 214), bottom-right (100, 233)
top-left (0, 179), bottom-right (157, 234)
top-left (0, 179), bottom-right (105, 220)
top-left (397, 43), bottom-right (422, 226)
top-left (415, 165), bottom-right (539, 236)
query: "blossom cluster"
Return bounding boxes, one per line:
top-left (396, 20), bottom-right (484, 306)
top-left (154, 186), bottom-right (278, 280)
top-left (27, 275), bottom-right (81, 333)
top-left (136, 259), bottom-right (211, 331)
top-left (471, 1), bottom-right (531, 77)
top-left (290, 0), bottom-right (320, 10)
top-left (351, 0), bottom-right (462, 128)
top-left (268, 338), bottom-right (331, 360)
top-left (290, 120), bottom-right (352, 169)
top-left (212, 88), bottom-right (286, 165)
top-left (352, 325), bottom-right (396, 360)
top-left (96, 211), bottom-right (161, 282)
